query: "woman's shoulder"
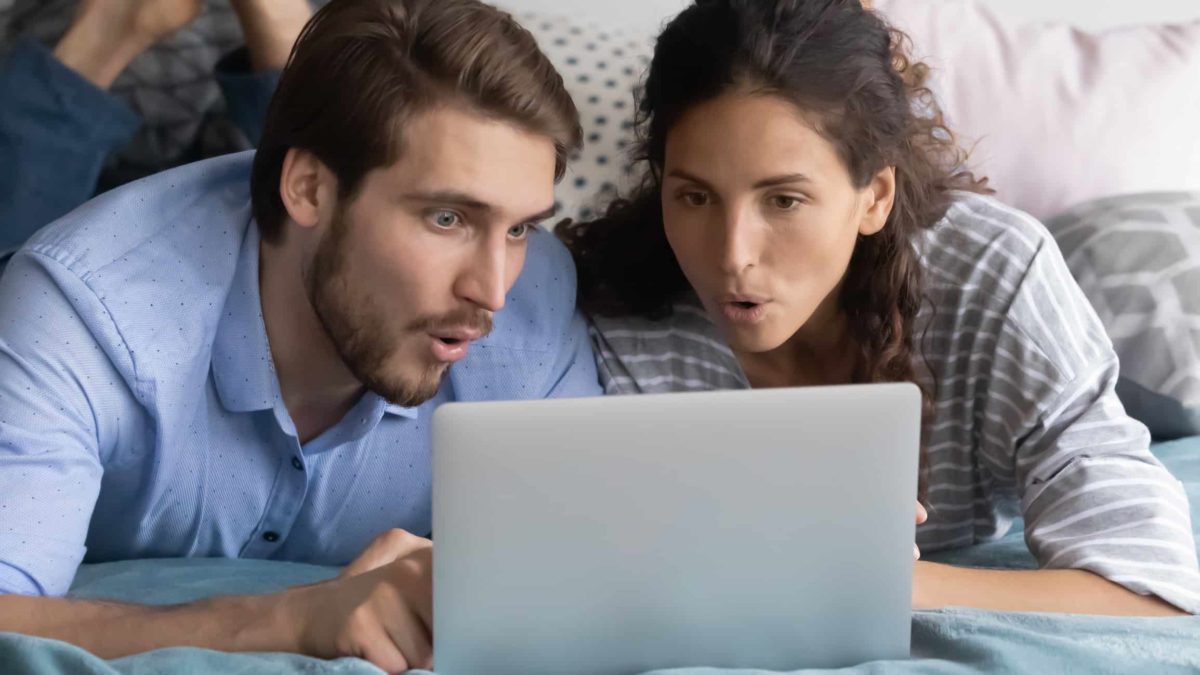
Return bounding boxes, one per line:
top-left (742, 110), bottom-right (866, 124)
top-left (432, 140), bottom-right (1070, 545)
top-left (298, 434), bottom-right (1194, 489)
top-left (919, 192), bottom-right (1060, 291)
top-left (917, 191), bottom-right (1112, 389)
top-left (586, 300), bottom-right (750, 395)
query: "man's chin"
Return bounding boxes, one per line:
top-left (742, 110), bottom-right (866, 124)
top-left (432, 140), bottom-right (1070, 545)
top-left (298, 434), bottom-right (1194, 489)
top-left (367, 363), bottom-right (450, 407)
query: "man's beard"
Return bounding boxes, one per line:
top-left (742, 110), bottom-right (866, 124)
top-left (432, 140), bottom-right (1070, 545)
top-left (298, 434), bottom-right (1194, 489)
top-left (304, 207), bottom-right (493, 407)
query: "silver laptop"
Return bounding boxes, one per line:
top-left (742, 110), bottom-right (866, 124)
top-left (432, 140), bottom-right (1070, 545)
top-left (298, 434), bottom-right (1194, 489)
top-left (432, 383), bottom-right (921, 675)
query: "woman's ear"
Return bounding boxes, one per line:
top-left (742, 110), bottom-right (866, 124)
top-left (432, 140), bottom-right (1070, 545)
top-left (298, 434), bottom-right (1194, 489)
top-left (279, 148), bottom-right (333, 231)
top-left (858, 165), bottom-right (896, 237)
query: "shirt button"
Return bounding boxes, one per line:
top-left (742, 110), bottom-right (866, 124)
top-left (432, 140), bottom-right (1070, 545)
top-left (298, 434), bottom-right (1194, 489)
top-left (262, 531), bottom-right (280, 543)
top-left (291, 456), bottom-right (304, 471)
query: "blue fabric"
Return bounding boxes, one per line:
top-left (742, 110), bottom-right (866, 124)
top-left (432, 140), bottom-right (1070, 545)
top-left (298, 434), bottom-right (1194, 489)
top-left (0, 151), bottom-right (602, 597)
top-left (0, 38), bottom-right (280, 255)
top-left (0, 437), bottom-right (1196, 674)
top-left (214, 47), bottom-right (281, 147)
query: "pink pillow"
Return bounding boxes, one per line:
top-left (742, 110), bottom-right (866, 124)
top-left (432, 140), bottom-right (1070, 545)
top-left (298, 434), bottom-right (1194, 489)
top-left (872, 0), bottom-right (1200, 220)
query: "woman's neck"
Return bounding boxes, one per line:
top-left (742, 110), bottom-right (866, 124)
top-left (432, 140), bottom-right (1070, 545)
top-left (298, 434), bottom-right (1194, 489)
top-left (734, 294), bottom-right (857, 389)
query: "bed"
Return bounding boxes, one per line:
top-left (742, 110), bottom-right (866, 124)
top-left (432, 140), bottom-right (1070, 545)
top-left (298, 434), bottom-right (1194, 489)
top-left (2, 0), bottom-right (1199, 672)
top-left (0, 436), bottom-right (1196, 674)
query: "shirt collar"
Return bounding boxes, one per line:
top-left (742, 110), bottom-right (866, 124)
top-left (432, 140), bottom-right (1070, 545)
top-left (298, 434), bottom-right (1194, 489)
top-left (211, 222), bottom-right (278, 413)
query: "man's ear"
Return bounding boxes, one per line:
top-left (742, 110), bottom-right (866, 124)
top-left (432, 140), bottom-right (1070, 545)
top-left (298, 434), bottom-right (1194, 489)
top-left (279, 148), bottom-right (334, 231)
top-left (858, 165), bottom-right (896, 237)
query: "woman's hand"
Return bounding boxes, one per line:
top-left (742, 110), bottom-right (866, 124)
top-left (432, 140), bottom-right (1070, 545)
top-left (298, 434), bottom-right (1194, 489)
top-left (914, 499), bottom-right (927, 560)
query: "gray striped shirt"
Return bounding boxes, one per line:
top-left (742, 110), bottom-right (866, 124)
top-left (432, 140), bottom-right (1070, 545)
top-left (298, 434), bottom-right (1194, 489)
top-left (587, 192), bottom-right (1200, 613)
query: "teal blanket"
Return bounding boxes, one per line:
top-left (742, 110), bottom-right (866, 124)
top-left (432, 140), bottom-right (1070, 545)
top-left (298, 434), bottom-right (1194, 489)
top-left (3, 437), bottom-right (1199, 674)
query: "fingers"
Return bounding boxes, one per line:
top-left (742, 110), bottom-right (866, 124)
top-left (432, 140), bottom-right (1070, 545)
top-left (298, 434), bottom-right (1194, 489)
top-left (348, 566), bottom-right (433, 673)
top-left (379, 599), bottom-right (434, 672)
top-left (914, 501), bottom-right (927, 560)
top-left (370, 547), bottom-right (434, 628)
top-left (356, 620), bottom-right (411, 675)
top-left (342, 529), bottom-right (432, 578)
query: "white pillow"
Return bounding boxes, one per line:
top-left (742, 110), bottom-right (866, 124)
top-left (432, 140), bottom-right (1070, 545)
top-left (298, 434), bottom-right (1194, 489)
top-left (872, 0), bottom-right (1200, 220)
top-left (521, 3), bottom-right (1200, 224)
top-left (515, 14), bottom-right (653, 224)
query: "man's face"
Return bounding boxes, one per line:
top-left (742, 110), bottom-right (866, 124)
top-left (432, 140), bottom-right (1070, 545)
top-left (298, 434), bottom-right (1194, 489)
top-left (305, 105), bottom-right (558, 406)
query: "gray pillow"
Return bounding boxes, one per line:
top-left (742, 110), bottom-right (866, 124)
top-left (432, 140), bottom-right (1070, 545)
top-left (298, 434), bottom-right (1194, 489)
top-left (1048, 192), bottom-right (1200, 439)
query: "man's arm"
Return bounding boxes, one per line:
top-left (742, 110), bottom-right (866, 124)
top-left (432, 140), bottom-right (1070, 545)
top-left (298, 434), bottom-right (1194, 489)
top-left (0, 530), bottom-right (435, 672)
top-left (0, 593), bottom-right (295, 658)
top-left (0, 254), bottom-right (433, 670)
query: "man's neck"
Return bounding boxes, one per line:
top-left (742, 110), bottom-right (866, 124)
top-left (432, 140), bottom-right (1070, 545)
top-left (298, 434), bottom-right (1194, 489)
top-left (258, 237), bottom-right (363, 443)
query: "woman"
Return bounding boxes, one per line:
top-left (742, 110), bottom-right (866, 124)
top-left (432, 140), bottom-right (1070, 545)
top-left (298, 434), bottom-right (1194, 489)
top-left (560, 0), bottom-right (1199, 615)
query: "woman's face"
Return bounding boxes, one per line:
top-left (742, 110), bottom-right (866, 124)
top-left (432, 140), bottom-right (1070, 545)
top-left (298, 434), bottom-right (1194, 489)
top-left (661, 91), bottom-right (894, 354)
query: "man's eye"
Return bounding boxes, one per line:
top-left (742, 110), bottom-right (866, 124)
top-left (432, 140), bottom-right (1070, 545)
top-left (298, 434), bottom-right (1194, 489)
top-left (431, 210), bottom-right (461, 228)
top-left (508, 223), bottom-right (533, 240)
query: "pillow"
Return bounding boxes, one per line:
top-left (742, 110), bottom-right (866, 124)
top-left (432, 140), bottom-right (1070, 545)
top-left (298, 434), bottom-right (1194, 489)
top-left (1048, 192), bottom-right (1200, 439)
top-left (513, 13), bottom-right (653, 224)
top-left (871, 0), bottom-right (1200, 221)
top-left (519, 3), bottom-right (1200, 225)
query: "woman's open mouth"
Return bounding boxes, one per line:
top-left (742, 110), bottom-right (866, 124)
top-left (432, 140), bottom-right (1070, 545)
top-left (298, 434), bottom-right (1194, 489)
top-left (721, 298), bottom-right (769, 324)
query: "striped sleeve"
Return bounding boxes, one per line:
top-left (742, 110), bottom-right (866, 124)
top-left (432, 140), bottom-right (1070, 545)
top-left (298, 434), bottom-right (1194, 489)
top-left (962, 199), bottom-right (1200, 613)
top-left (588, 303), bottom-right (749, 395)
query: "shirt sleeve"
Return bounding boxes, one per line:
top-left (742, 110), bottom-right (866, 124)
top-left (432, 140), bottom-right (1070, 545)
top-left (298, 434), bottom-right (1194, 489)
top-left (0, 37), bottom-right (140, 255)
top-left (0, 250), bottom-right (123, 596)
top-left (975, 225), bottom-right (1200, 613)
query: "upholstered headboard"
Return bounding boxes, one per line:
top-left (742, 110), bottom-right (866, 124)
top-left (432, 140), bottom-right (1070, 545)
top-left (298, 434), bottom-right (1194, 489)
top-left (497, 0), bottom-right (1200, 30)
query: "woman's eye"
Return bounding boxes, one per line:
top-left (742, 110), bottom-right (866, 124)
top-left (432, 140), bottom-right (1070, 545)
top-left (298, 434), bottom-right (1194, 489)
top-left (508, 223), bottom-right (533, 240)
top-left (431, 210), bottom-right (460, 228)
top-left (771, 195), bottom-right (802, 210)
top-left (682, 191), bottom-right (710, 207)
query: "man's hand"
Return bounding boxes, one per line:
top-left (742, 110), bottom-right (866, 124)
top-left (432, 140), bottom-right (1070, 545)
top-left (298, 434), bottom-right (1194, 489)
top-left (286, 529), bottom-right (434, 674)
top-left (54, 0), bottom-right (202, 88)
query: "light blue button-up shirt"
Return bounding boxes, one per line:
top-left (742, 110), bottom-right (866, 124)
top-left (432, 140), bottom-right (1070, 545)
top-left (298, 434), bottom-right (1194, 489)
top-left (0, 151), bottom-right (601, 596)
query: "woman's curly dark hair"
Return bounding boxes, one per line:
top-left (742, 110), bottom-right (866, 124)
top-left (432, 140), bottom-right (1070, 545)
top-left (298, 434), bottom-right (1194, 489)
top-left (558, 0), bottom-right (990, 486)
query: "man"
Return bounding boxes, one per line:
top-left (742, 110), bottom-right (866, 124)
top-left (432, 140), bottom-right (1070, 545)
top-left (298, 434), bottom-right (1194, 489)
top-left (0, 0), bottom-right (596, 670)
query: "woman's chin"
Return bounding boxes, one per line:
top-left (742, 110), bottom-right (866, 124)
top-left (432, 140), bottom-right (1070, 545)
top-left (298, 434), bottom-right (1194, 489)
top-left (718, 323), bottom-right (791, 355)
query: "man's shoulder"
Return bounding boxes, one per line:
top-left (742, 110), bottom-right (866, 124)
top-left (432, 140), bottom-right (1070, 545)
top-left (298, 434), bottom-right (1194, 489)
top-left (480, 227), bottom-right (580, 353)
top-left (22, 151), bottom-right (255, 282)
top-left (4, 153), bottom-right (257, 398)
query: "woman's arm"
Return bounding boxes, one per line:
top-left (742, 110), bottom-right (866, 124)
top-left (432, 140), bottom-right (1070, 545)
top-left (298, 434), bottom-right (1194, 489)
top-left (914, 562), bottom-right (1186, 616)
top-left (949, 201), bottom-right (1200, 615)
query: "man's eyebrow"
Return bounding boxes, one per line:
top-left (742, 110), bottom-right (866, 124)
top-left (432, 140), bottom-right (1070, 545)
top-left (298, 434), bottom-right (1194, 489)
top-left (402, 190), bottom-right (557, 226)
top-left (400, 190), bottom-right (494, 215)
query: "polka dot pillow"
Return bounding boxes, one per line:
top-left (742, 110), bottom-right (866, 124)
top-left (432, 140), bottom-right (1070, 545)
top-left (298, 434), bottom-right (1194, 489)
top-left (516, 13), bottom-right (654, 225)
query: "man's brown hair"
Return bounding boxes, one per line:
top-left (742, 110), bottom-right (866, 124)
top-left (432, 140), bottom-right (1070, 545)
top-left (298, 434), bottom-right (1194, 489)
top-left (251, 0), bottom-right (582, 242)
